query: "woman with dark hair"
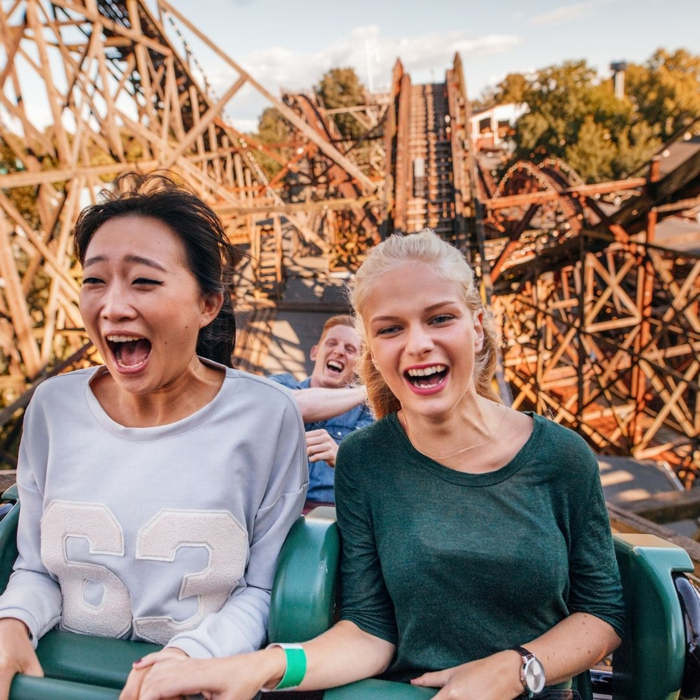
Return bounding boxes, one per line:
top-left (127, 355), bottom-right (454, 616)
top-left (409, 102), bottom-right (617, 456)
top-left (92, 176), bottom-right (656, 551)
top-left (134, 229), bottom-right (623, 700)
top-left (0, 173), bottom-right (307, 699)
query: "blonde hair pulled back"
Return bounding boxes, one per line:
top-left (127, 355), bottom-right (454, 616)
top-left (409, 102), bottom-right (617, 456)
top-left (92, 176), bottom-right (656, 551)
top-left (349, 229), bottom-right (500, 419)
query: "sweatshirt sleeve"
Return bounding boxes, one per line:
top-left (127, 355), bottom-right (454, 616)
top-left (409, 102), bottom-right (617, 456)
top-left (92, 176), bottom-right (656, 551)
top-left (166, 397), bottom-right (308, 658)
top-left (0, 393), bottom-right (62, 646)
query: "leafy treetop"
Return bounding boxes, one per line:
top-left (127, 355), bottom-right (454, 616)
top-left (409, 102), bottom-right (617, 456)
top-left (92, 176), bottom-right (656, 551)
top-left (477, 48), bottom-right (699, 182)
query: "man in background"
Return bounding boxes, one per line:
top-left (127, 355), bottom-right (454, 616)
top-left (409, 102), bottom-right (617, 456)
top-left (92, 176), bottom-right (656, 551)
top-left (272, 315), bottom-right (372, 507)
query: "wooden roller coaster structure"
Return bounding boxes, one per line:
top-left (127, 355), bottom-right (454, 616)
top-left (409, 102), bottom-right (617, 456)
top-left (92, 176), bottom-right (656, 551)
top-left (0, 0), bottom-right (698, 481)
top-left (382, 57), bottom-right (699, 480)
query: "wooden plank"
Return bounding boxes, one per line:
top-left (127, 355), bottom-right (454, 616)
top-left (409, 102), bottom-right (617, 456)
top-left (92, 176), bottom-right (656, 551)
top-left (0, 470), bottom-right (16, 492)
top-left (650, 251), bottom-right (700, 333)
top-left (485, 178), bottom-right (646, 210)
top-left (209, 123), bottom-right (222, 182)
top-left (612, 148), bottom-right (700, 230)
top-left (94, 22), bottom-right (125, 161)
top-left (50, 0), bottom-right (171, 56)
top-left (625, 489), bottom-right (700, 524)
top-left (164, 55), bottom-right (185, 141)
top-left (188, 86), bottom-right (206, 159)
top-left (127, 0), bottom-right (159, 128)
top-left (24, 0), bottom-right (71, 162)
top-left (0, 212), bottom-right (41, 376)
top-left (158, 0), bottom-right (376, 193)
top-left (0, 3), bottom-right (24, 92)
top-left (0, 159), bottom-right (159, 188)
top-left (0, 190), bottom-right (80, 301)
top-left (40, 179), bottom-right (81, 363)
top-left (163, 76), bottom-right (246, 168)
top-left (638, 359), bottom-right (698, 447)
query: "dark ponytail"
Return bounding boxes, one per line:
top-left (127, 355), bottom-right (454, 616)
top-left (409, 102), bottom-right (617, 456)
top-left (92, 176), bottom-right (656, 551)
top-left (73, 172), bottom-right (240, 366)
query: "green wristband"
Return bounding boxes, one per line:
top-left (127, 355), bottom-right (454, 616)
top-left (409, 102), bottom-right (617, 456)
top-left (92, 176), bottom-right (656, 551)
top-left (266, 643), bottom-right (307, 691)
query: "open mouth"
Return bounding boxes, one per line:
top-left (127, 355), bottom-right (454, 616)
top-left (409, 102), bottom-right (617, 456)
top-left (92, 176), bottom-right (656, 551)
top-left (105, 334), bottom-right (152, 371)
top-left (326, 360), bottom-right (344, 375)
top-left (404, 364), bottom-right (448, 390)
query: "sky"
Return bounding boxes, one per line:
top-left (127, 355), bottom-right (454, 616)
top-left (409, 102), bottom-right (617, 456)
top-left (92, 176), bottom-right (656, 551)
top-left (167, 0), bottom-right (700, 132)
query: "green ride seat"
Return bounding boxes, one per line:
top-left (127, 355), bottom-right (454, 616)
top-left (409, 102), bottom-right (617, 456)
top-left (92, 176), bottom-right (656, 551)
top-left (0, 493), bottom-right (339, 699)
top-left (612, 533), bottom-right (693, 700)
top-left (10, 675), bottom-right (120, 699)
top-left (268, 508), bottom-right (340, 644)
top-left (1, 485), bottom-right (18, 503)
top-left (0, 488), bottom-right (697, 699)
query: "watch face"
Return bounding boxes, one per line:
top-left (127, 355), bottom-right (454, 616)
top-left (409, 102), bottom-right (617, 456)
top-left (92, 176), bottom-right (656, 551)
top-left (523, 656), bottom-right (546, 694)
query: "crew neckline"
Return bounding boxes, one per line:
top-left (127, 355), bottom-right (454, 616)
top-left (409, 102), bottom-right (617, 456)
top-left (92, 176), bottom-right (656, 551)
top-left (386, 410), bottom-right (543, 486)
top-left (84, 359), bottom-right (230, 440)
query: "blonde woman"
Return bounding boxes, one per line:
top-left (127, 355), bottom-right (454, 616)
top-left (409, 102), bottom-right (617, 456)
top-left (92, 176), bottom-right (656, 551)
top-left (134, 230), bottom-right (623, 700)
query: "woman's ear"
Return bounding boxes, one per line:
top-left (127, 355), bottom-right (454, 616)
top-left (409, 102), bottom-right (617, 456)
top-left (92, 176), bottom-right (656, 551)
top-left (473, 309), bottom-right (485, 353)
top-left (199, 291), bottom-right (224, 328)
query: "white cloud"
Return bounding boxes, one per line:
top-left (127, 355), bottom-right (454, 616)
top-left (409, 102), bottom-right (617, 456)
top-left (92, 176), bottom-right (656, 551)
top-left (230, 117), bottom-right (258, 132)
top-left (530, 3), bottom-right (593, 25)
top-left (208, 25), bottom-right (520, 98)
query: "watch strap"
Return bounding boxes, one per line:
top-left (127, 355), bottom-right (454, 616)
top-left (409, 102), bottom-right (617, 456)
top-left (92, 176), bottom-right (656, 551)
top-left (512, 644), bottom-right (534, 660)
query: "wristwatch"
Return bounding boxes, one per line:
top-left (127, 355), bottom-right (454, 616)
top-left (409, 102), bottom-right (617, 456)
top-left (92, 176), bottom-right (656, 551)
top-left (511, 645), bottom-right (546, 697)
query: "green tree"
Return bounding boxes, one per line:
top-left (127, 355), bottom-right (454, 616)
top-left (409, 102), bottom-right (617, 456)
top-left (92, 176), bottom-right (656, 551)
top-left (615, 120), bottom-right (662, 176)
top-left (564, 115), bottom-right (617, 181)
top-left (507, 54), bottom-right (690, 181)
top-left (496, 72), bottom-right (529, 105)
top-left (258, 106), bottom-right (292, 145)
top-left (626, 48), bottom-right (700, 139)
top-left (316, 67), bottom-right (366, 140)
top-left (474, 72), bottom-right (528, 110)
top-left (254, 106), bottom-right (293, 179)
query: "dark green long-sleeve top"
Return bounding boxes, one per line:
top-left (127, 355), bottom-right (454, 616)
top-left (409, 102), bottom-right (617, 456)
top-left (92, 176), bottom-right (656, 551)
top-left (335, 412), bottom-right (624, 683)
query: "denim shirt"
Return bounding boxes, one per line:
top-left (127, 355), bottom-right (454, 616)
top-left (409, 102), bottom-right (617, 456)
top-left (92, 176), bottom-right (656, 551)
top-left (271, 374), bottom-right (374, 503)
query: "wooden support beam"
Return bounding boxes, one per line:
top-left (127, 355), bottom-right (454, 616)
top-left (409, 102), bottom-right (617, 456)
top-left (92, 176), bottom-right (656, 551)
top-left (158, 0), bottom-right (377, 193)
top-left (163, 75), bottom-right (246, 167)
top-left (50, 0), bottom-right (172, 56)
top-left (485, 178), bottom-right (646, 210)
top-left (489, 203), bottom-right (539, 282)
top-left (0, 160), bottom-right (160, 188)
top-left (24, 0), bottom-right (72, 163)
top-left (0, 191), bottom-right (80, 303)
top-left (217, 195), bottom-right (380, 217)
top-left (0, 213), bottom-right (41, 377)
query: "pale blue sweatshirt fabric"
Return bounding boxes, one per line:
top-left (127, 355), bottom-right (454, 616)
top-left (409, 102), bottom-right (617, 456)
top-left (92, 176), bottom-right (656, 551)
top-left (0, 364), bottom-right (307, 659)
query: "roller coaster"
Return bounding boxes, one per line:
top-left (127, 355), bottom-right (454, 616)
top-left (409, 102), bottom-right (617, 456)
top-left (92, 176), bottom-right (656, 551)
top-left (0, 2), bottom-right (699, 698)
top-left (0, 2), bottom-right (697, 490)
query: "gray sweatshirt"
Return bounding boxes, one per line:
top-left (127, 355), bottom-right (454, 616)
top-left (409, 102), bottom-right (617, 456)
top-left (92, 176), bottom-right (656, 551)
top-left (0, 365), bottom-right (307, 658)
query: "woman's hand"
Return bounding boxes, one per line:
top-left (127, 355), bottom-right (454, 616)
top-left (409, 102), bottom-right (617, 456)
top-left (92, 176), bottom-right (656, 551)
top-left (0, 618), bottom-right (44, 700)
top-left (119, 647), bottom-right (189, 700)
top-left (411, 650), bottom-right (523, 700)
top-left (134, 648), bottom-right (285, 700)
